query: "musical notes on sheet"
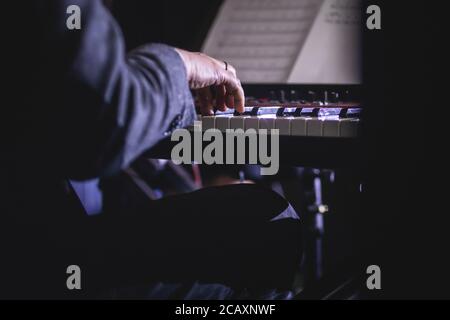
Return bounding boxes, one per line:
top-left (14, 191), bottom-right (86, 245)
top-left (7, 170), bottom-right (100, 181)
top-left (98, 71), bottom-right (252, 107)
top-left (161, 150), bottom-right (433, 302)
top-left (203, 0), bottom-right (323, 83)
top-left (202, 0), bottom-right (362, 84)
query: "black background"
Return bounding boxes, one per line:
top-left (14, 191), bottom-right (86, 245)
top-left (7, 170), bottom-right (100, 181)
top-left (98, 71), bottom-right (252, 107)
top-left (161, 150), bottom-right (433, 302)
top-left (112, 0), bottom-right (223, 52)
top-left (361, 0), bottom-right (441, 298)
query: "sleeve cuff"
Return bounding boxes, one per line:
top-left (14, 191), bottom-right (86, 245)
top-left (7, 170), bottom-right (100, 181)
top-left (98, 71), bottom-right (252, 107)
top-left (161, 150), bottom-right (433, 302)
top-left (130, 43), bottom-right (196, 130)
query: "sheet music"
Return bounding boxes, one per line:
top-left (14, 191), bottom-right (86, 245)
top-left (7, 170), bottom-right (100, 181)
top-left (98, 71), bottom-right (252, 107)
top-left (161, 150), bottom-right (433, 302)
top-left (202, 0), bottom-right (324, 83)
top-left (288, 0), bottom-right (362, 84)
top-left (202, 0), bottom-right (362, 84)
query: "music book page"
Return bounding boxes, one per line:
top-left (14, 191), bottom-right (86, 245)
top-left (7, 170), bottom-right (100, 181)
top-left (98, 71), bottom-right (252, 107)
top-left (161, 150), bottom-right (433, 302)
top-left (202, 0), bottom-right (362, 84)
top-left (288, 0), bottom-right (362, 84)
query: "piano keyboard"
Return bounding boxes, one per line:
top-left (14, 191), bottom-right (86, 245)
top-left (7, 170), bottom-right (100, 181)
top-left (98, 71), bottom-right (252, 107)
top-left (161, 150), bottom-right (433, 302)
top-left (148, 86), bottom-right (362, 167)
top-left (193, 105), bottom-right (361, 138)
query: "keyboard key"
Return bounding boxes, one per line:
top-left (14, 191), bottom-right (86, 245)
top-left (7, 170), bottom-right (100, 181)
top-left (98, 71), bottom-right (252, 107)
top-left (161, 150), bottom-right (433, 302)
top-left (202, 116), bottom-right (215, 131)
top-left (291, 117), bottom-right (309, 136)
top-left (339, 119), bottom-right (360, 137)
top-left (244, 117), bottom-right (259, 130)
top-left (274, 117), bottom-right (292, 135)
top-left (216, 115), bottom-right (233, 132)
top-left (323, 119), bottom-right (340, 137)
top-left (229, 116), bottom-right (249, 130)
top-left (258, 114), bottom-right (277, 130)
top-left (307, 118), bottom-right (323, 137)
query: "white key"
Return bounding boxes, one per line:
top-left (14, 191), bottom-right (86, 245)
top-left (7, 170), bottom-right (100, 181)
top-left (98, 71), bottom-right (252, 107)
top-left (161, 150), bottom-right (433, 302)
top-left (339, 119), bottom-right (360, 138)
top-left (201, 116), bottom-right (216, 131)
top-left (275, 117), bottom-right (292, 136)
top-left (244, 117), bottom-right (260, 130)
top-left (307, 118), bottom-right (323, 137)
top-left (215, 115), bottom-right (233, 132)
top-left (229, 116), bottom-right (249, 130)
top-left (258, 115), bottom-right (276, 131)
top-left (290, 117), bottom-right (309, 136)
top-left (323, 119), bottom-right (340, 138)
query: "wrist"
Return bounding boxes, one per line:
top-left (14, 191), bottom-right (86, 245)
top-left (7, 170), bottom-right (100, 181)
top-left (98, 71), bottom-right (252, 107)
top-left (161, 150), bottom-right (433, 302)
top-left (174, 48), bottom-right (192, 82)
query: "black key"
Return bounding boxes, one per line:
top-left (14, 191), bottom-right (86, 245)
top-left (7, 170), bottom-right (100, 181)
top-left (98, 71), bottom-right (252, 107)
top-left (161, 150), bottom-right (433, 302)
top-left (318, 107), bottom-right (344, 117)
top-left (339, 107), bottom-right (362, 118)
top-left (232, 106), bottom-right (255, 116)
top-left (250, 106), bottom-right (282, 116)
top-left (301, 107), bottom-right (321, 117)
top-left (276, 107), bottom-right (302, 117)
top-left (234, 106), bottom-right (282, 116)
top-left (214, 109), bottom-right (235, 116)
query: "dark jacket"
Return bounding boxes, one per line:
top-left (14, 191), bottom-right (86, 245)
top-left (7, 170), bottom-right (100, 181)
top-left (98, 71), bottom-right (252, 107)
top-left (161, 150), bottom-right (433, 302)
top-left (1, 0), bottom-right (195, 297)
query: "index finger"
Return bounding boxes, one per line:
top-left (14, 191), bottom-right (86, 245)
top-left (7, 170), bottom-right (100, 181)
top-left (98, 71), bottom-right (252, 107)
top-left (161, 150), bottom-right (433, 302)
top-left (219, 71), bottom-right (245, 113)
top-left (233, 80), bottom-right (245, 113)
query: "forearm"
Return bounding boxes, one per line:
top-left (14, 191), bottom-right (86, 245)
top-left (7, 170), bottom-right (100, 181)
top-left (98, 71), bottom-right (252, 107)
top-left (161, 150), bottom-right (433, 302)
top-left (50, 0), bottom-right (195, 178)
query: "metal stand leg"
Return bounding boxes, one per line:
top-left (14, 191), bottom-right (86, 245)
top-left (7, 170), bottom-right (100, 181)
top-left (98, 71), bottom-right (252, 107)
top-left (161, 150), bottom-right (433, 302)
top-left (304, 169), bottom-right (329, 288)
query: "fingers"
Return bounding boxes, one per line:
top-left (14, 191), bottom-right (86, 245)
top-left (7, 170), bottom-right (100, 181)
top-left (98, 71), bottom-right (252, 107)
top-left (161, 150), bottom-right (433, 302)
top-left (232, 80), bottom-right (245, 113)
top-left (219, 70), bottom-right (245, 113)
top-left (202, 56), bottom-right (244, 112)
top-left (214, 59), bottom-right (244, 113)
top-left (180, 49), bottom-right (245, 114)
top-left (196, 68), bottom-right (244, 115)
top-left (215, 85), bottom-right (227, 111)
top-left (198, 87), bottom-right (214, 116)
top-left (226, 93), bottom-right (235, 109)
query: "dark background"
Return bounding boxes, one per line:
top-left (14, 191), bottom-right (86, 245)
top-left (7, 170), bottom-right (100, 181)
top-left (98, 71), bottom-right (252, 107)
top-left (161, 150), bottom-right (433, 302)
top-left (361, 1), bottom-right (441, 298)
top-left (112, 0), bottom-right (222, 52)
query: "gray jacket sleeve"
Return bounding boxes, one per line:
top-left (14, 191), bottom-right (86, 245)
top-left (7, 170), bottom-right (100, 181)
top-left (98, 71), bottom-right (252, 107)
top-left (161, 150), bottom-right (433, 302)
top-left (44, 0), bottom-right (196, 179)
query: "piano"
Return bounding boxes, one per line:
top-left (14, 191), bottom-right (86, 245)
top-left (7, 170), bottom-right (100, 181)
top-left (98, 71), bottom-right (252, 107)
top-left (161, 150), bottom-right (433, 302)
top-left (145, 0), bottom-right (363, 169)
top-left (147, 84), bottom-right (363, 168)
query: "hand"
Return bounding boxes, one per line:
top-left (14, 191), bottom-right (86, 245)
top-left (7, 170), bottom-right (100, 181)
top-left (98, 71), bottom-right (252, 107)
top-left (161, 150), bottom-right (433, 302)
top-left (175, 48), bottom-right (245, 116)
